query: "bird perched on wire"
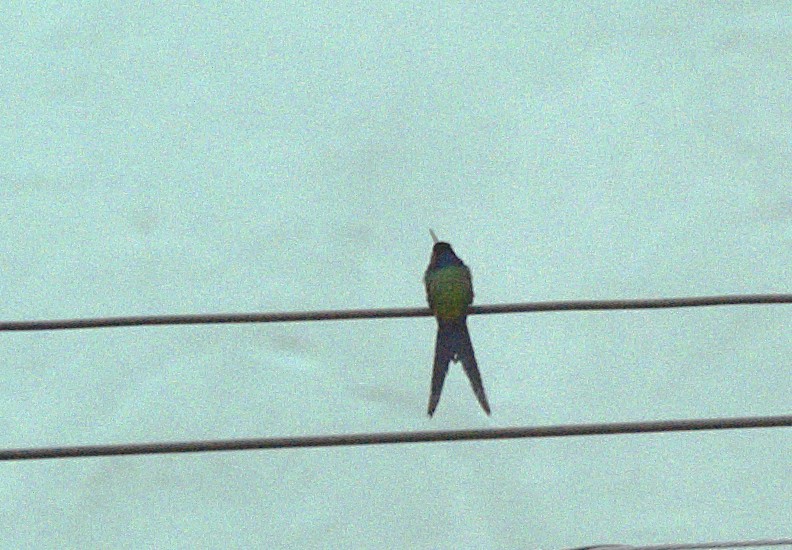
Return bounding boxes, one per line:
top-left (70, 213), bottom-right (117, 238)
top-left (424, 231), bottom-right (491, 416)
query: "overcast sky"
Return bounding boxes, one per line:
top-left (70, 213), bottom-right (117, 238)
top-left (1, 3), bottom-right (790, 548)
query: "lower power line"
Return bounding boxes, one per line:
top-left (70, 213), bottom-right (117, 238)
top-left (2, 413), bottom-right (790, 461)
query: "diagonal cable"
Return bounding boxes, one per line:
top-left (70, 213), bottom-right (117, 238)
top-left (566, 537), bottom-right (792, 548)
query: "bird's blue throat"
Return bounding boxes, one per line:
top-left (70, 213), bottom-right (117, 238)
top-left (434, 249), bottom-right (463, 268)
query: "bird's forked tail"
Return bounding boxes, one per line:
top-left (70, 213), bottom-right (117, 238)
top-left (428, 318), bottom-right (491, 416)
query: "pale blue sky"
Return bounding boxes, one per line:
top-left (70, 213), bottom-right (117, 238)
top-left (1, 3), bottom-right (790, 548)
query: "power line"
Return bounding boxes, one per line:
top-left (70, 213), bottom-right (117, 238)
top-left (566, 538), bottom-right (792, 549)
top-left (2, 414), bottom-right (790, 461)
top-left (0, 293), bottom-right (789, 332)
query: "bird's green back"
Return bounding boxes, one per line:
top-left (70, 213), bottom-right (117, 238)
top-left (424, 265), bottom-right (473, 320)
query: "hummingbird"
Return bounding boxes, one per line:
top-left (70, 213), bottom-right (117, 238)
top-left (424, 232), bottom-right (491, 416)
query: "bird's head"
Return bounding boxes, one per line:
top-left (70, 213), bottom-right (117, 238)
top-left (429, 241), bottom-right (463, 269)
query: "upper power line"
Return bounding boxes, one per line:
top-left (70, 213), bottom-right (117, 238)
top-left (1, 293), bottom-right (789, 332)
